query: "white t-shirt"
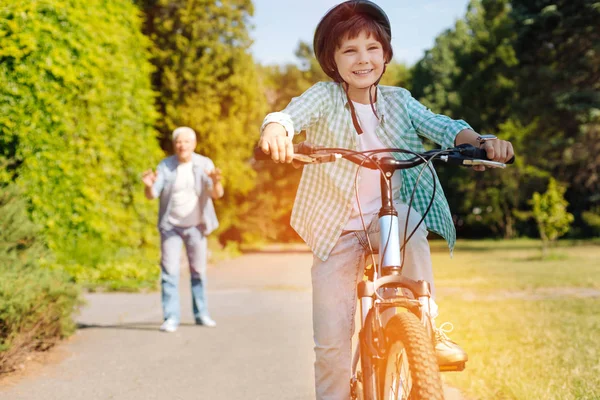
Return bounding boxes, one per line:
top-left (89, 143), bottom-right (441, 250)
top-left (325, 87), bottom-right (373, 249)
top-left (168, 161), bottom-right (202, 227)
top-left (345, 101), bottom-right (402, 230)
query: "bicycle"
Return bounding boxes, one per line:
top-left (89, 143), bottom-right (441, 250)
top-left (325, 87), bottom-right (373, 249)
top-left (255, 142), bottom-right (513, 400)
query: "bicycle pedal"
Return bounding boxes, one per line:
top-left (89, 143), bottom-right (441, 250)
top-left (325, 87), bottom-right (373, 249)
top-left (439, 361), bottom-right (466, 372)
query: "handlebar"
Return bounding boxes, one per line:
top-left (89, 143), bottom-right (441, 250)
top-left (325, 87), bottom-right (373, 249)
top-left (255, 141), bottom-right (514, 271)
top-left (253, 142), bottom-right (325, 161)
top-left (254, 142), bottom-right (515, 169)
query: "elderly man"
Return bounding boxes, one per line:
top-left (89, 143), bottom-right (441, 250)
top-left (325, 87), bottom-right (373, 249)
top-left (142, 126), bottom-right (224, 332)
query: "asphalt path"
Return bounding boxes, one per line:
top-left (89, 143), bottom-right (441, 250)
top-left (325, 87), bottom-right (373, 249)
top-left (0, 247), bottom-right (465, 400)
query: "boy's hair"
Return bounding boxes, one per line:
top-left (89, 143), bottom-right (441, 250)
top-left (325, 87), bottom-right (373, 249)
top-left (314, 1), bottom-right (393, 83)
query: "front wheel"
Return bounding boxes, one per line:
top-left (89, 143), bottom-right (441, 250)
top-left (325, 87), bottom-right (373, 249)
top-left (380, 313), bottom-right (443, 400)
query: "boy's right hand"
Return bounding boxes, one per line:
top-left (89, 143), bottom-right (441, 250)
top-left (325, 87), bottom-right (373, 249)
top-left (259, 123), bottom-right (294, 163)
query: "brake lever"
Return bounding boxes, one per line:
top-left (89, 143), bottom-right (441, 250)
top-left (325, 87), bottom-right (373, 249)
top-left (292, 154), bottom-right (316, 163)
top-left (439, 153), bottom-right (507, 169)
top-left (293, 153), bottom-right (341, 164)
top-left (462, 159), bottom-right (507, 169)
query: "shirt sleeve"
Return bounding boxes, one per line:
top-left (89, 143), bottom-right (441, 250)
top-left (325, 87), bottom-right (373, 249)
top-left (260, 82), bottom-right (329, 137)
top-left (405, 94), bottom-right (472, 149)
top-left (151, 161), bottom-right (166, 198)
top-left (203, 158), bottom-right (215, 192)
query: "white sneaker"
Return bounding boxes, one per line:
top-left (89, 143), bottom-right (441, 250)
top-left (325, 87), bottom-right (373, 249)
top-left (195, 316), bottom-right (217, 328)
top-left (159, 318), bottom-right (178, 333)
top-left (434, 322), bottom-right (468, 366)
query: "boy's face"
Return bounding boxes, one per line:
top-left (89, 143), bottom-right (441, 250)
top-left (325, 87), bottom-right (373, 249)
top-left (334, 30), bottom-right (386, 90)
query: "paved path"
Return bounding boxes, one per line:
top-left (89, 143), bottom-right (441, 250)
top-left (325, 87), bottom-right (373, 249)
top-left (0, 248), bottom-right (464, 400)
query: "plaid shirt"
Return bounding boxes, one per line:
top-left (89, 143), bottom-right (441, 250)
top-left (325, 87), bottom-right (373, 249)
top-left (265, 82), bottom-right (471, 261)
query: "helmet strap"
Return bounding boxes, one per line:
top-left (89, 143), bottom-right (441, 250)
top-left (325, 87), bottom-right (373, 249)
top-left (368, 64), bottom-right (386, 120)
top-left (343, 61), bottom-right (386, 135)
top-left (343, 83), bottom-right (364, 135)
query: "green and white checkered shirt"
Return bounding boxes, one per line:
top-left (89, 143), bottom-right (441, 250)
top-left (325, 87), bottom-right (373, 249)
top-left (265, 82), bottom-right (471, 261)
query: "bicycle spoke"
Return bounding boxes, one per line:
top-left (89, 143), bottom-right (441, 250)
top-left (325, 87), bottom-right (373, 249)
top-left (385, 342), bottom-right (411, 399)
top-left (399, 349), bottom-right (412, 398)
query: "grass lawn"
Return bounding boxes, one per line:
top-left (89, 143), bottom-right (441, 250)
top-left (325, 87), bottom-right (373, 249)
top-left (430, 239), bottom-right (600, 400)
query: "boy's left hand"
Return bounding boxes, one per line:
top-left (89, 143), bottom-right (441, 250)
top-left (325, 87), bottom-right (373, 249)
top-left (476, 139), bottom-right (514, 171)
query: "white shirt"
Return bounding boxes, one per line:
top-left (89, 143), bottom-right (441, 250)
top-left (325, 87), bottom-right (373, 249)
top-left (345, 101), bottom-right (402, 230)
top-left (168, 161), bottom-right (202, 227)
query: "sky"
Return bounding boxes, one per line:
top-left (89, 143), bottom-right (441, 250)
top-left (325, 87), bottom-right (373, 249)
top-left (250, 0), bottom-right (471, 67)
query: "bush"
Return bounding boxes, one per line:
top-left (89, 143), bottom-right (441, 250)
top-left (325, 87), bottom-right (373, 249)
top-left (0, 185), bottom-right (81, 374)
top-left (58, 241), bottom-right (159, 292)
top-left (0, 264), bottom-right (81, 373)
top-left (531, 178), bottom-right (574, 256)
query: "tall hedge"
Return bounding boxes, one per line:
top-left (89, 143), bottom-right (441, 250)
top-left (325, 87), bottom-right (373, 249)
top-left (0, 0), bottom-right (163, 256)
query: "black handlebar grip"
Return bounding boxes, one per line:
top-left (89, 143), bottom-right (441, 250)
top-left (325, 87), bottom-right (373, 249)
top-left (253, 146), bottom-right (272, 160)
top-left (477, 148), bottom-right (515, 164)
top-left (294, 142), bottom-right (308, 155)
top-left (461, 145), bottom-right (515, 164)
top-left (295, 142), bottom-right (319, 155)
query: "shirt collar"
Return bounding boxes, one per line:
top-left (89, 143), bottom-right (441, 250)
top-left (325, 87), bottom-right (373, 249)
top-left (337, 83), bottom-right (387, 121)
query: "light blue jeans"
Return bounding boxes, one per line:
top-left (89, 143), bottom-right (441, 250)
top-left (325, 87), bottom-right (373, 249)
top-left (159, 225), bottom-right (210, 324)
top-left (312, 204), bottom-right (436, 400)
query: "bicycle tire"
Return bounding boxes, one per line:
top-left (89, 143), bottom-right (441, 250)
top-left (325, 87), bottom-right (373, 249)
top-left (379, 313), bottom-right (443, 400)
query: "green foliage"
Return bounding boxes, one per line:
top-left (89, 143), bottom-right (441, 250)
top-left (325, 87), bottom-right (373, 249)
top-left (409, 0), bottom-right (598, 240)
top-left (409, 1), bottom-right (530, 239)
top-left (581, 208), bottom-right (600, 235)
top-left (0, 184), bottom-right (48, 267)
top-left (531, 178), bottom-right (574, 254)
top-left (379, 61), bottom-right (411, 88)
top-left (410, 0), bottom-right (517, 121)
top-left (411, 0), bottom-right (519, 128)
top-left (139, 0), bottom-right (267, 240)
top-left (0, 264), bottom-right (81, 367)
top-left (511, 0), bottom-right (600, 221)
top-left (458, 119), bottom-right (549, 238)
top-left (0, 1), bottom-right (163, 262)
top-left (56, 240), bottom-right (159, 292)
top-left (0, 184), bottom-right (80, 373)
top-left (238, 42), bottom-right (328, 243)
top-left (293, 41), bottom-right (331, 85)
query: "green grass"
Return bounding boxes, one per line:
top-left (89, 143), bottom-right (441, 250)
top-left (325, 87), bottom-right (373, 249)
top-left (430, 239), bottom-right (600, 400)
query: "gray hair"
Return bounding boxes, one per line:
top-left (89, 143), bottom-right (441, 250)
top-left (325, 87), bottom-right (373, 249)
top-left (172, 126), bottom-right (197, 142)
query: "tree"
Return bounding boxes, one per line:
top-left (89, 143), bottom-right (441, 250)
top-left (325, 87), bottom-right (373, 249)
top-left (139, 0), bottom-right (267, 240)
top-left (410, 0), bottom-right (535, 239)
top-left (238, 42), bottom-right (325, 243)
top-left (531, 178), bottom-right (574, 257)
top-left (511, 0), bottom-right (600, 230)
top-left (380, 61), bottom-right (411, 88)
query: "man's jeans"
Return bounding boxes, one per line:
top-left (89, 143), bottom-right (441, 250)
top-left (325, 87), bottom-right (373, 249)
top-left (160, 225), bottom-right (210, 323)
top-left (311, 203), bottom-right (438, 400)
